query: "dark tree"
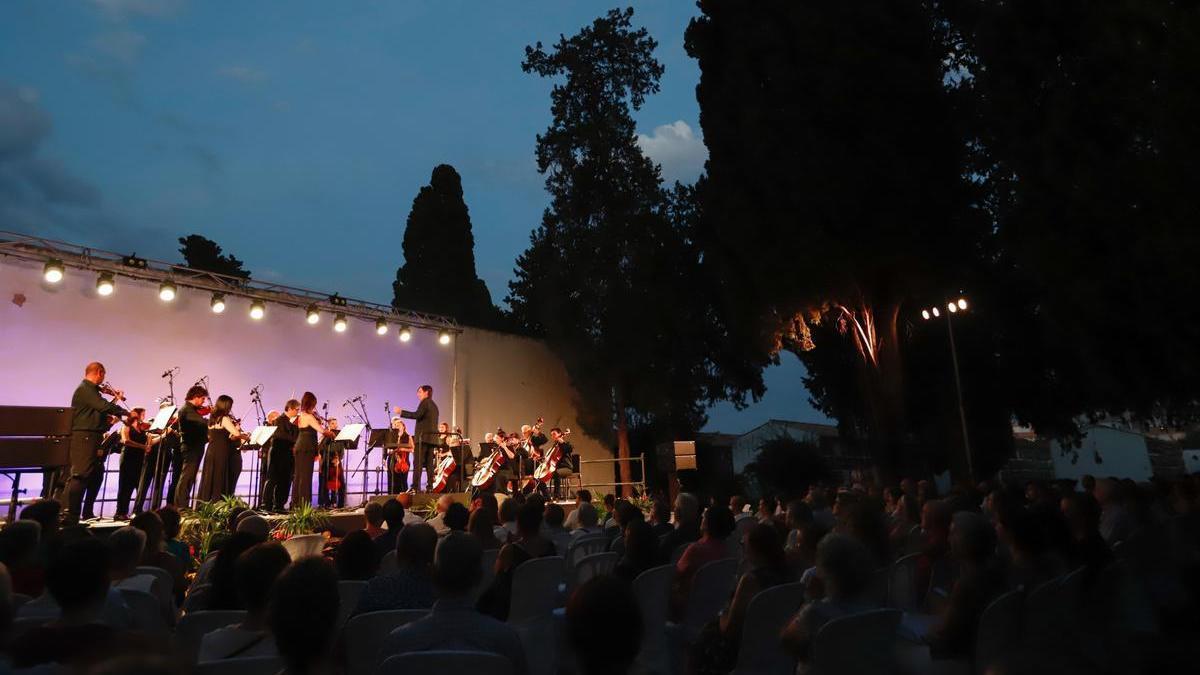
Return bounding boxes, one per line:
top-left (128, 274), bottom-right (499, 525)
top-left (686, 0), bottom-right (984, 471)
top-left (509, 9), bottom-right (749, 493)
top-left (745, 437), bottom-right (831, 500)
top-left (392, 164), bottom-right (500, 327)
top-left (178, 234), bottom-right (251, 280)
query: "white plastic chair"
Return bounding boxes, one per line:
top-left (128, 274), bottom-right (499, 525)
top-left (343, 609), bottom-right (429, 675)
top-left (508, 556), bottom-right (567, 624)
top-left (281, 533), bottom-right (325, 560)
top-left (136, 565), bottom-right (175, 598)
top-left (632, 564), bottom-right (674, 674)
top-left (679, 558), bottom-right (738, 641)
top-left (379, 651), bottom-right (514, 675)
top-left (119, 587), bottom-right (170, 635)
top-left (974, 590), bottom-right (1022, 675)
top-left (889, 553), bottom-right (921, 610)
top-left (573, 552), bottom-right (618, 586)
top-left (175, 610), bottom-right (247, 664)
top-left (337, 580), bottom-right (368, 628)
top-left (809, 608), bottom-right (901, 675)
top-left (195, 656), bottom-right (282, 675)
top-left (182, 583), bottom-right (212, 614)
top-left (731, 581), bottom-right (805, 675)
top-left (566, 535), bottom-right (609, 568)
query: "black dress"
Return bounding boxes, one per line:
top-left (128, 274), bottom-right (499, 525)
top-left (292, 426), bottom-right (318, 507)
top-left (197, 424), bottom-right (233, 503)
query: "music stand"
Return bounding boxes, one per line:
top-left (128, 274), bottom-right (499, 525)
top-left (248, 425), bottom-right (277, 447)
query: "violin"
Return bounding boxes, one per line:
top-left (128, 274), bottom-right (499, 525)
top-left (99, 382), bottom-right (126, 402)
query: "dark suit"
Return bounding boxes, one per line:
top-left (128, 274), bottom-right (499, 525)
top-left (263, 414), bottom-right (298, 511)
top-left (400, 397), bottom-right (438, 491)
top-left (173, 402), bottom-right (209, 508)
top-left (64, 380), bottom-right (126, 523)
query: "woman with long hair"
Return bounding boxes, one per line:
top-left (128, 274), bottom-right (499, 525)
top-left (292, 392), bottom-right (332, 508)
top-left (388, 418), bottom-right (414, 493)
top-left (197, 395), bottom-right (248, 502)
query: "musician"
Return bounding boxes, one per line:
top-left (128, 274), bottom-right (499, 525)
top-left (197, 395), bottom-right (248, 503)
top-left (548, 427), bottom-right (575, 499)
top-left (386, 417), bottom-right (414, 494)
top-left (394, 385), bottom-right (439, 491)
top-left (518, 422), bottom-right (547, 481)
top-left (113, 408), bottom-right (158, 520)
top-left (64, 362), bottom-right (127, 525)
top-left (317, 417), bottom-right (346, 508)
top-left (262, 400), bottom-right (299, 512)
top-left (292, 392), bottom-right (332, 507)
top-left (145, 401), bottom-right (179, 511)
top-left (173, 385), bottom-right (210, 508)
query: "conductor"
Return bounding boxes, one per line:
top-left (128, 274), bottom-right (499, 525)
top-left (394, 385), bottom-right (439, 491)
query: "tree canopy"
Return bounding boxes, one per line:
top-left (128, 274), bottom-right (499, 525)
top-left (178, 234), bottom-right (251, 280)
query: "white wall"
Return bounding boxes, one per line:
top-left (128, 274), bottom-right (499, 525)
top-left (1050, 426), bottom-right (1153, 483)
top-left (0, 256), bottom-right (606, 508)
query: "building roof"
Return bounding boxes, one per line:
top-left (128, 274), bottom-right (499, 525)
top-left (738, 419), bottom-right (839, 439)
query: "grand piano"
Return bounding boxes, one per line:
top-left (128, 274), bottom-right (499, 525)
top-left (0, 406), bottom-right (71, 521)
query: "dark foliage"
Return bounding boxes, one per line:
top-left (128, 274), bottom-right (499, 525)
top-left (178, 234), bottom-right (251, 280)
top-left (745, 436), bottom-right (832, 500)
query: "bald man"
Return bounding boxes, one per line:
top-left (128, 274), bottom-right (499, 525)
top-left (65, 362), bottom-right (128, 524)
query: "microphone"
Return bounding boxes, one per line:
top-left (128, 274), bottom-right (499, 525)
top-left (385, 400), bottom-right (390, 416)
top-left (341, 399), bottom-right (352, 408)
top-left (160, 367), bottom-right (179, 378)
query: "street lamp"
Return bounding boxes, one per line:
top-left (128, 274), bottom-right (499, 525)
top-left (921, 296), bottom-right (973, 482)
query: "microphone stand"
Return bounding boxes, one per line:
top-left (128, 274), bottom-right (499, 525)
top-left (144, 370), bottom-right (178, 511)
top-left (249, 388), bottom-right (266, 509)
top-left (344, 397), bottom-right (374, 501)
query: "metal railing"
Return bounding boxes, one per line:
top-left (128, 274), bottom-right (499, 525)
top-left (577, 456), bottom-right (647, 496)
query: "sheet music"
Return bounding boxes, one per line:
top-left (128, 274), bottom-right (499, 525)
top-left (336, 423), bottom-right (365, 443)
top-left (149, 405), bottom-right (177, 431)
top-left (249, 426), bottom-right (277, 446)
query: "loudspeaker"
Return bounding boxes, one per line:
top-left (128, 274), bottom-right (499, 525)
top-left (674, 440), bottom-right (697, 471)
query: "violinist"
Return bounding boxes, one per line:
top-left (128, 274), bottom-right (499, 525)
top-left (173, 385), bottom-right (210, 508)
top-left (64, 361), bottom-right (128, 525)
top-left (387, 417), bottom-right (414, 494)
top-left (113, 407), bottom-right (158, 519)
top-left (292, 391), bottom-right (333, 507)
top-left (317, 417), bottom-right (346, 508)
top-left (197, 395), bottom-right (249, 503)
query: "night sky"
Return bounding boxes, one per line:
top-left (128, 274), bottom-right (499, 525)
top-left (0, 0), bottom-right (828, 433)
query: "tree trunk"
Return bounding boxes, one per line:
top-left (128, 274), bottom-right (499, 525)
top-left (614, 389), bottom-right (633, 498)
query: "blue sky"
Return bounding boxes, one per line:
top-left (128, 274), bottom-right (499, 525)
top-left (0, 0), bottom-right (827, 433)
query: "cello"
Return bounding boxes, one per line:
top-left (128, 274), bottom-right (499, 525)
top-left (523, 428), bottom-right (571, 495)
top-left (470, 429), bottom-right (508, 493)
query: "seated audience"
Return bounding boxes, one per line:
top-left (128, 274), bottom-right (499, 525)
top-left (602, 493), bottom-right (619, 531)
top-left (198, 542), bottom-right (290, 661)
top-left (355, 523), bottom-right (437, 614)
top-left (1095, 478), bottom-right (1136, 546)
top-left (996, 505), bottom-right (1066, 592)
top-left (660, 492), bottom-right (702, 560)
top-left (650, 498), bottom-right (674, 538)
top-left (564, 489), bottom-right (592, 530)
top-left (567, 576), bottom-right (642, 675)
top-left (469, 507), bottom-right (505, 550)
top-left (572, 502), bottom-right (604, 538)
top-left (805, 486), bottom-right (836, 531)
top-left (497, 496), bottom-right (521, 540)
top-left (781, 534), bottom-right (877, 664)
top-left (443, 502), bottom-right (470, 535)
top-left (397, 493), bottom-right (425, 526)
top-left (372, 498), bottom-right (407, 562)
top-left (335, 529), bottom-right (379, 580)
top-left (130, 511), bottom-right (186, 604)
top-left (928, 512), bottom-right (1007, 659)
top-left (378, 533), bottom-right (528, 672)
top-left (671, 504), bottom-right (735, 616)
top-left (730, 495), bottom-right (751, 520)
top-left (208, 531), bottom-right (268, 611)
top-left (478, 500), bottom-right (557, 621)
top-left (270, 556), bottom-right (340, 675)
top-left (543, 502), bottom-right (572, 553)
top-left (0, 520), bottom-right (44, 597)
top-left (784, 499), bottom-right (813, 551)
top-left (157, 506), bottom-right (193, 572)
top-left (1059, 493), bottom-right (1112, 577)
top-left (426, 494), bottom-right (455, 536)
top-left (758, 495), bottom-right (780, 525)
top-left (614, 519), bottom-right (663, 582)
top-left (846, 498), bottom-right (890, 567)
top-left (916, 499), bottom-right (953, 604)
top-left (363, 501), bottom-right (386, 539)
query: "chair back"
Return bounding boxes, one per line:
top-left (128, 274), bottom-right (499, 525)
top-left (809, 608), bottom-right (901, 675)
top-left (379, 651), bottom-right (514, 675)
top-left (343, 609), bottom-right (429, 675)
top-left (195, 656), bottom-right (282, 675)
top-left (974, 590), bottom-right (1022, 675)
top-left (567, 535), bottom-right (608, 568)
top-left (119, 587), bottom-right (170, 635)
top-left (888, 553), bottom-right (921, 610)
top-left (734, 517), bottom-right (757, 556)
top-left (379, 550), bottom-right (398, 575)
top-left (337, 580), bottom-right (368, 628)
top-left (574, 552), bottom-right (618, 586)
top-left (681, 558), bottom-right (738, 640)
top-left (1022, 577), bottom-right (1061, 638)
top-left (669, 542), bottom-right (690, 565)
top-left (508, 556), bottom-right (567, 624)
top-left (11, 592), bottom-right (31, 610)
top-left (176, 610), bottom-right (247, 664)
top-left (10, 615), bottom-right (50, 639)
top-left (732, 582), bottom-right (806, 675)
top-left (182, 583), bottom-right (212, 614)
top-left (632, 564), bottom-right (674, 674)
top-left (136, 566), bottom-right (175, 596)
top-left (281, 533), bottom-right (325, 560)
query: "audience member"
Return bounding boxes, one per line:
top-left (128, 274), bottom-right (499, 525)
top-left (730, 495), bottom-right (751, 520)
top-left (208, 531), bottom-right (267, 611)
top-left (443, 502), bottom-right (470, 535)
top-left (335, 529), bottom-right (379, 580)
top-left (0, 562), bottom-right (13, 650)
top-left (156, 506), bottom-right (193, 572)
top-left (372, 498), bottom-right (407, 562)
top-left (651, 498), bottom-right (674, 538)
top-left (781, 534), bottom-right (877, 663)
top-left (806, 486), bottom-right (836, 531)
top-left (468, 507), bottom-right (505, 550)
top-left (671, 504), bottom-right (734, 617)
top-left (567, 576), bottom-right (642, 675)
top-left (378, 533), bottom-right (528, 672)
top-left (916, 499), bottom-right (953, 603)
top-left (543, 502), bottom-right (572, 553)
top-left (427, 494), bottom-right (455, 536)
top-left (996, 506), bottom-right (1066, 592)
top-left (758, 495), bottom-right (780, 525)
top-left (355, 523), bottom-right (437, 614)
top-left (928, 512), bottom-right (1007, 659)
top-left (614, 519), bottom-right (662, 582)
top-left (363, 501), bottom-right (386, 539)
top-left (130, 511), bottom-right (185, 603)
top-left (478, 500), bottom-right (557, 620)
top-left (572, 502), bottom-right (603, 538)
top-left (497, 496), bottom-right (521, 539)
top-left (397, 493), bottom-right (425, 526)
top-left (198, 542), bottom-right (290, 661)
top-left (660, 492), bottom-right (702, 560)
top-left (602, 494), bottom-right (619, 531)
top-left (564, 489), bottom-right (593, 530)
top-left (0, 520), bottom-right (43, 597)
top-left (1095, 478), bottom-right (1136, 546)
top-left (270, 556), bottom-right (340, 675)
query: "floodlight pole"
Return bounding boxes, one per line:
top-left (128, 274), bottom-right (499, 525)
top-left (945, 310), bottom-right (974, 483)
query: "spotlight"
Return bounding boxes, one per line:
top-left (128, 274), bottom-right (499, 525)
top-left (375, 318), bottom-right (388, 335)
top-left (333, 313), bottom-right (348, 333)
top-left (947, 302), bottom-right (958, 313)
top-left (438, 330), bottom-right (451, 345)
top-left (921, 309), bottom-right (931, 320)
top-left (957, 298), bottom-right (968, 310)
top-left (306, 305), bottom-right (320, 325)
top-left (329, 294), bottom-right (347, 307)
top-left (249, 300), bottom-right (265, 320)
top-left (210, 293), bottom-right (226, 313)
top-left (158, 281), bottom-right (177, 302)
top-left (96, 272), bottom-right (115, 296)
top-left (43, 259), bottom-right (64, 284)
top-left (931, 306), bottom-right (940, 318)
top-left (398, 326), bottom-right (412, 343)
top-left (121, 255), bottom-right (147, 269)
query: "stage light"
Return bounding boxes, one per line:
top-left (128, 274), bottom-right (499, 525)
top-left (121, 255), bottom-right (147, 269)
top-left (333, 313), bottom-right (348, 333)
top-left (210, 293), bottom-right (226, 313)
top-left (931, 306), bottom-right (940, 318)
top-left (947, 302), bottom-right (958, 313)
top-left (921, 309), bottom-right (931, 320)
top-left (398, 326), bottom-right (412, 343)
top-left (957, 298), bottom-right (968, 310)
top-left (329, 294), bottom-right (347, 307)
top-left (306, 305), bottom-right (320, 325)
top-left (438, 330), bottom-right (451, 345)
top-left (158, 281), bottom-right (177, 302)
top-left (43, 259), bottom-right (64, 284)
top-left (375, 318), bottom-right (388, 335)
top-left (96, 272), bottom-right (115, 296)
top-left (249, 300), bottom-right (265, 320)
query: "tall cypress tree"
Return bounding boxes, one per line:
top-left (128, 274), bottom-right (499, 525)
top-left (392, 164), bottom-right (499, 326)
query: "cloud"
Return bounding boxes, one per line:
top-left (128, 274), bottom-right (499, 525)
top-left (636, 120), bottom-right (707, 183)
top-left (217, 66), bottom-right (268, 85)
top-left (0, 86), bottom-right (50, 158)
top-left (91, 30), bottom-right (146, 66)
top-left (90, 0), bottom-right (185, 19)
